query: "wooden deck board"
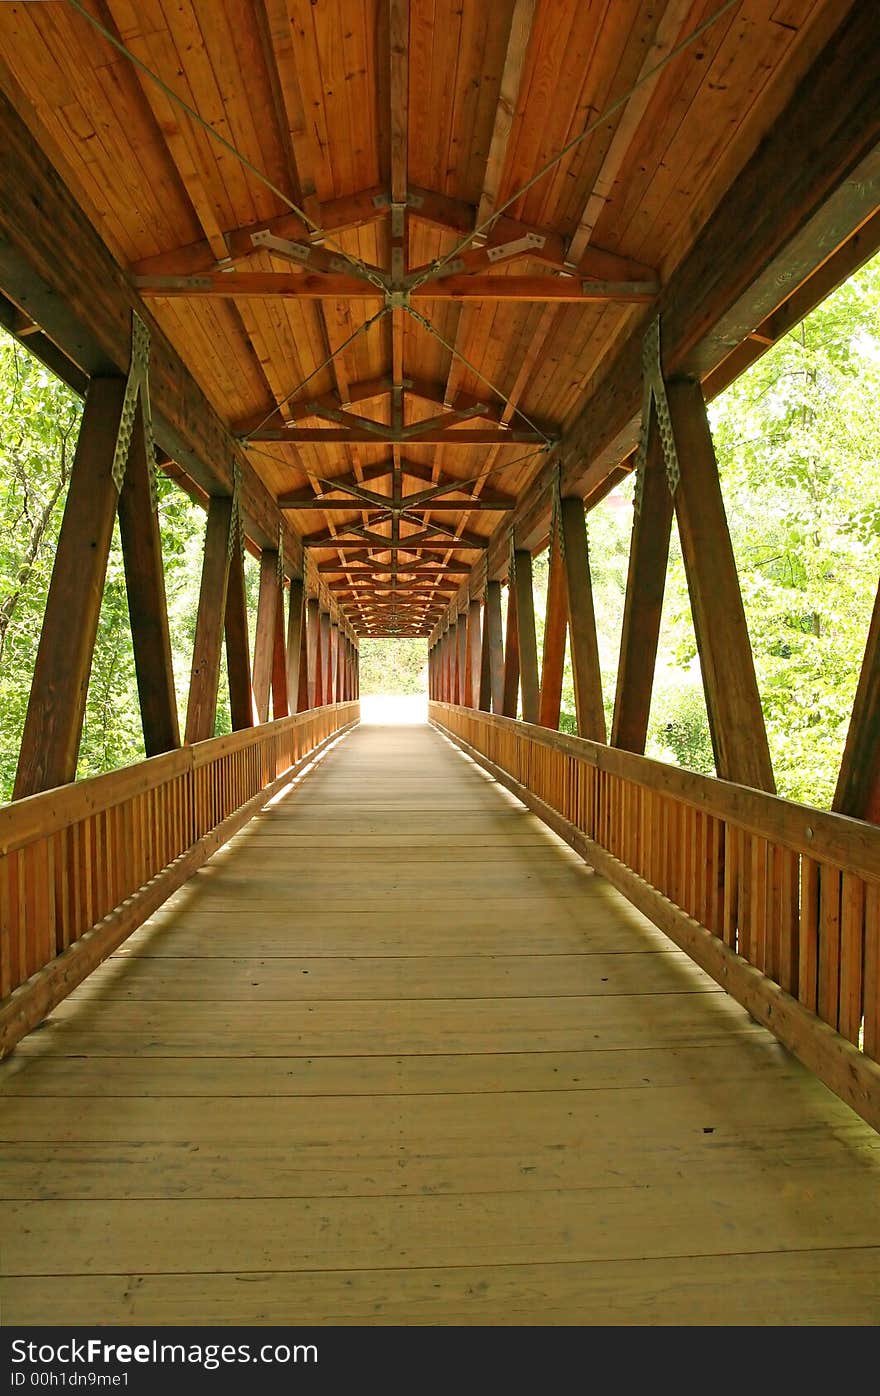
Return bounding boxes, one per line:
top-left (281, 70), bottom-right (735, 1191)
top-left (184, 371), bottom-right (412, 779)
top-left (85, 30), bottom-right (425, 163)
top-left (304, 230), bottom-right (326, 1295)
top-left (2, 721), bottom-right (879, 1325)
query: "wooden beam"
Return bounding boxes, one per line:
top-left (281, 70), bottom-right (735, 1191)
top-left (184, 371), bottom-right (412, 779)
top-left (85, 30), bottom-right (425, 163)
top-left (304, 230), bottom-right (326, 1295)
top-left (117, 397), bottom-right (180, 756)
top-left (611, 427), bottom-right (673, 753)
top-left (271, 578), bottom-right (289, 720)
top-left (286, 579), bottom-right (306, 713)
top-left (514, 550), bottom-right (539, 725)
top-left (252, 549), bottom-right (280, 724)
top-left (319, 610), bottom-right (332, 707)
top-left (224, 525), bottom-right (255, 732)
top-left (482, 580), bottom-right (504, 715)
top-left (455, 614), bottom-right (468, 706)
top-left (259, 428), bottom-right (545, 445)
top-left (134, 272), bottom-right (656, 303)
top-left (13, 379), bottom-right (126, 799)
top-left (434, 5), bottom-right (880, 630)
top-left (562, 3), bottom-right (880, 504)
top-left (0, 70), bottom-right (302, 576)
top-left (668, 378), bottom-right (774, 792)
top-left (834, 575), bottom-right (880, 822)
top-left (306, 598), bottom-right (321, 709)
top-left (538, 530), bottom-right (568, 731)
top-left (465, 599), bottom-right (482, 709)
top-left (130, 189), bottom-right (388, 278)
top-left (185, 497), bottom-right (233, 744)
top-left (476, 0), bottom-right (536, 229)
top-left (559, 497), bottom-right (606, 742)
top-left (501, 580), bottom-right (520, 718)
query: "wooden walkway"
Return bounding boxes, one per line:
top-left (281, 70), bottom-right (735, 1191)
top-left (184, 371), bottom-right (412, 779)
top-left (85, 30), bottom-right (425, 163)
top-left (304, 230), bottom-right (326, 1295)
top-left (2, 721), bottom-right (880, 1325)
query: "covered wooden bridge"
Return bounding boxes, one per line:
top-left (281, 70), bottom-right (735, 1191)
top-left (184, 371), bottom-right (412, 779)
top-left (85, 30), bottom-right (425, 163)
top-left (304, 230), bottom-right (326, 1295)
top-left (1, 0), bottom-right (880, 1325)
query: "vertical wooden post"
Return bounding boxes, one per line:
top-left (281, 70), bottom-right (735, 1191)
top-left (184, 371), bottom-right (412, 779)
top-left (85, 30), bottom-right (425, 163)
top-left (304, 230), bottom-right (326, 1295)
top-left (330, 623), bottom-right (340, 703)
top-left (297, 609), bottom-right (310, 712)
top-left (455, 614), bottom-right (468, 705)
top-left (271, 581), bottom-right (288, 719)
top-left (14, 378), bottom-right (127, 798)
top-left (443, 624), bottom-right (453, 701)
top-left (514, 550), bottom-right (540, 725)
top-left (319, 610), bottom-right (332, 706)
top-left (482, 580), bottom-right (504, 714)
top-left (834, 575), bottom-right (880, 821)
top-left (466, 599), bottom-right (482, 708)
top-left (185, 496), bottom-right (233, 744)
top-left (306, 598), bottom-right (321, 708)
top-left (611, 424), bottom-right (673, 752)
top-left (560, 496), bottom-right (606, 742)
top-left (538, 534), bottom-right (567, 730)
top-left (224, 523), bottom-right (254, 731)
top-left (286, 578), bottom-right (306, 711)
top-left (502, 579), bottom-right (520, 718)
top-left (252, 548), bottom-right (279, 723)
top-left (667, 377), bottom-right (774, 792)
top-left (117, 398), bottom-right (180, 756)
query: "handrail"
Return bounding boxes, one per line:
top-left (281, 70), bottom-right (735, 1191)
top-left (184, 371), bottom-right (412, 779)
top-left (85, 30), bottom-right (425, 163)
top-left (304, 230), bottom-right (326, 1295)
top-left (0, 703), bottom-right (359, 1038)
top-left (430, 701), bottom-right (880, 1132)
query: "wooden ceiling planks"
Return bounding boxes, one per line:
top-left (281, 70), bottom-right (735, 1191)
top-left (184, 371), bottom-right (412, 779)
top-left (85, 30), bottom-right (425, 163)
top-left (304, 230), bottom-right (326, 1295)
top-left (0, 0), bottom-right (868, 633)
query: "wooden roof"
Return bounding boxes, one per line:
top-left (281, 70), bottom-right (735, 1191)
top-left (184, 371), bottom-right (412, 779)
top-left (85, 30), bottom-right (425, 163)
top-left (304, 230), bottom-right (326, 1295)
top-left (0, 0), bottom-right (858, 635)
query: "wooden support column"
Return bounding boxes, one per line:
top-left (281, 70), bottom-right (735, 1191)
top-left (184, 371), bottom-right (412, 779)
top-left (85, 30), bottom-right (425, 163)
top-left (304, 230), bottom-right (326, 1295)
top-left (560, 496), bottom-right (606, 742)
top-left (224, 522), bottom-right (254, 731)
top-left (117, 398), bottom-right (180, 756)
top-left (611, 425), bottom-right (673, 751)
top-left (482, 580), bottom-right (504, 714)
top-left (834, 576), bottom-right (880, 821)
top-left (15, 378), bottom-right (127, 797)
top-left (306, 598), bottom-right (321, 708)
top-left (319, 610), bottom-right (332, 707)
top-left (185, 496), bottom-right (234, 744)
top-left (329, 623), bottom-right (340, 704)
top-left (286, 579), bottom-right (306, 711)
top-left (502, 580), bottom-right (520, 718)
top-left (297, 608), bottom-right (311, 712)
top-left (465, 599), bottom-right (482, 708)
top-left (538, 534), bottom-right (567, 731)
top-left (443, 625), bottom-right (453, 701)
top-left (252, 548), bottom-right (280, 723)
top-left (455, 614), bottom-right (468, 705)
top-left (271, 581), bottom-right (288, 719)
top-left (514, 550), bottom-right (540, 725)
top-left (667, 378), bottom-right (774, 792)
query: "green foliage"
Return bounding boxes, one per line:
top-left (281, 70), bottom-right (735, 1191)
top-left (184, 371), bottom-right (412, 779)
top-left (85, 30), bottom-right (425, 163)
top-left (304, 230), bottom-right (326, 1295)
top-left (359, 637), bottom-right (427, 695)
top-left (0, 329), bottom-right (211, 799)
top-left (547, 251), bottom-right (880, 809)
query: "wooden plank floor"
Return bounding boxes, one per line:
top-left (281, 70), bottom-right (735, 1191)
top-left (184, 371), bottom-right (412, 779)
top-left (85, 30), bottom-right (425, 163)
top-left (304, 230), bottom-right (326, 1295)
top-left (2, 720), bottom-right (880, 1325)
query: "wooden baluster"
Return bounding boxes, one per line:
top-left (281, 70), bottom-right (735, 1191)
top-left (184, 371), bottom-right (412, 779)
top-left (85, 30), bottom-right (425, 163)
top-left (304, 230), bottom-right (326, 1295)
top-left (839, 871), bottom-right (865, 1044)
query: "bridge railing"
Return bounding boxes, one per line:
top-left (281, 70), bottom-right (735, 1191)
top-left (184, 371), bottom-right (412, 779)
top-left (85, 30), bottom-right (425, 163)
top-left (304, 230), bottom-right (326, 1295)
top-left (0, 702), bottom-right (359, 1052)
top-left (430, 701), bottom-right (880, 1132)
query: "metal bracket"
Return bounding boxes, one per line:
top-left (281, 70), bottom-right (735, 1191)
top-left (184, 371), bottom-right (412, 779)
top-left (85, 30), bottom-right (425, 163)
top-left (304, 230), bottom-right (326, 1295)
top-left (251, 229), bottom-right (368, 279)
top-left (486, 231), bottom-right (546, 263)
top-left (384, 289), bottom-right (410, 311)
top-left (633, 317), bottom-right (680, 513)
